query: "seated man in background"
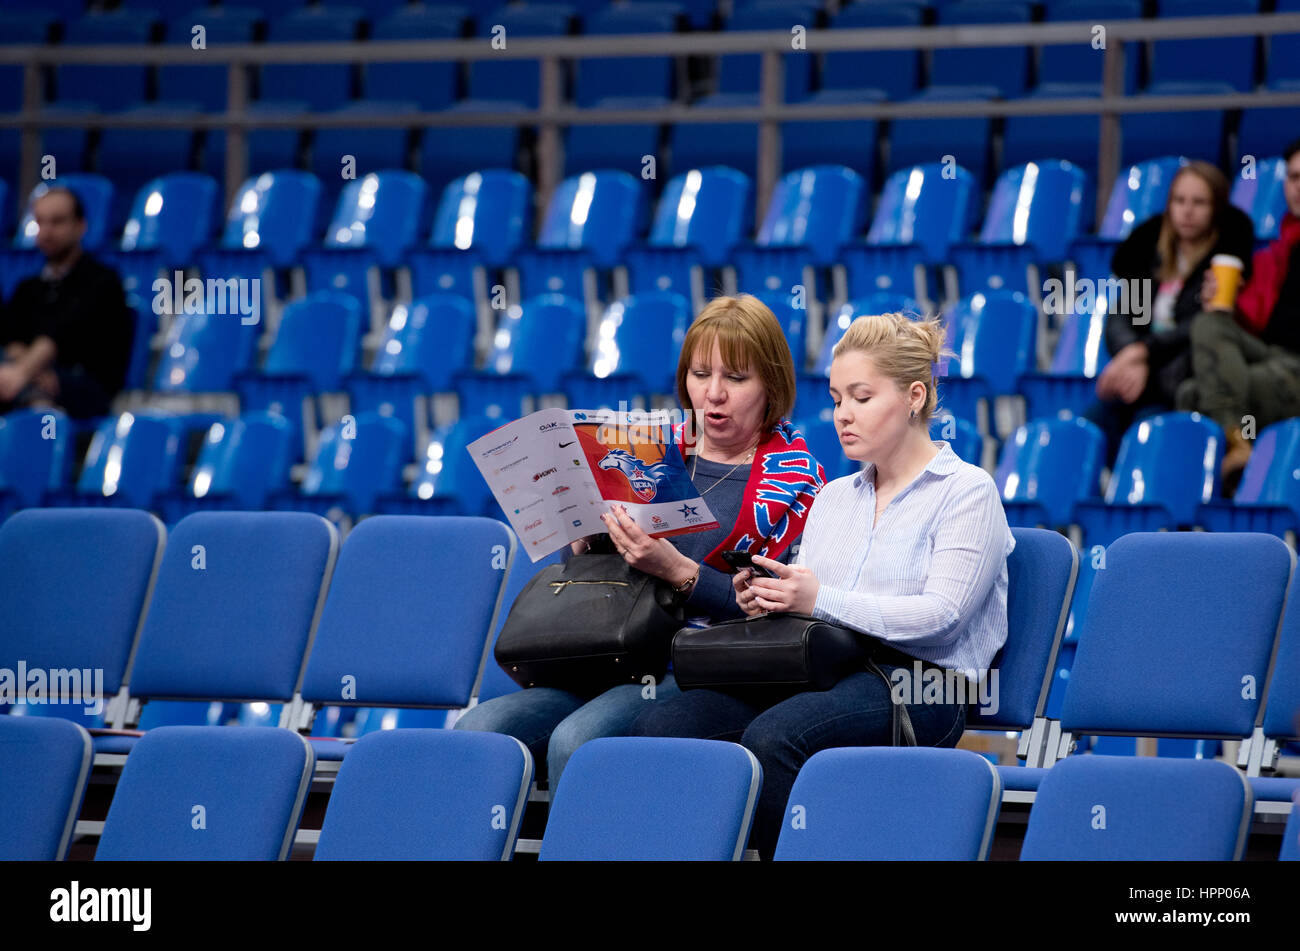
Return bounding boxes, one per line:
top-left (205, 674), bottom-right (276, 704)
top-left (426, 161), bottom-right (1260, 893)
top-left (1179, 138), bottom-right (1300, 490)
top-left (0, 186), bottom-right (133, 419)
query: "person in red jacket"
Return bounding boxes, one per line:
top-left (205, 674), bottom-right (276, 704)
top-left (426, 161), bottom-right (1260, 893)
top-left (1178, 139), bottom-right (1300, 490)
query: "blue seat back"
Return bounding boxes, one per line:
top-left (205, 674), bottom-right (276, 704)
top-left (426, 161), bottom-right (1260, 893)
top-left (160, 7), bottom-right (259, 111)
top-left (1022, 756), bottom-right (1253, 860)
top-left (576, 6), bottom-right (676, 107)
top-left (1152, 0), bottom-right (1259, 91)
top-left (1282, 799), bottom-right (1300, 861)
top-left (1098, 156), bottom-right (1186, 239)
top-left (930, 414), bottom-right (984, 467)
top-left (588, 292), bottom-right (692, 394)
top-left (941, 291), bottom-right (1038, 397)
top-left (59, 10), bottom-right (153, 110)
top-left (323, 171), bottom-right (427, 268)
top-left (969, 527), bottom-right (1078, 731)
top-left (300, 413), bottom-right (409, 514)
top-left (15, 174), bottom-right (114, 252)
top-left (120, 172), bottom-right (219, 267)
top-left (301, 516), bottom-right (514, 708)
top-left (814, 294), bottom-right (924, 377)
top-left (1106, 412), bottom-right (1224, 523)
top-left (537, 171), bottom-right (643, 268)
top-left (189, 413), bottom-right (296, 510)
top-left (933, 1), bottom-right (1032, 98)
top-left (774, 748), bottom-right (1002, 860)
top-left (153, 309), bottom-right (260, 393)
top-left (263, 7), bottom-right (362, 109)
top-left (867, 163), bottom-right (979, 262)
top-left (264, 291), bottom-right (363, 392)
top-left (76, 413), bottom-right (183, 508)
top-left (0, 717), bottom-right (93, 860)
top-left (540, 737), bottom-right (762, 860)
top-left (1049, 295), bottom-right (1111, 375)
top-left (367, 7), bottom-right (464, 110)
top-left (0, 508), bottom-right (164, 699)
top-left (314, 729), bottom-right (532, 860)
top-left (1262, 571), bottom-right (1300, 744)
top-left (468, 5), bottom-right (574, 106)
top-left (127, 512), bottom-right (338, 701)
top-left (0, 409), bottom-right (71, 508)
top-left (1040, 0), bottom-right (1142, 90)
top-left (96, 726), bottom-right (314, 861)
top-left (757, 165), bottom-right (866, 265)
top-left (647, 167), bottom-right (752, 268)
top-left (823, 2), bottom-right (922, 99)
top-left (717, 3), bottom-right (816, 101)
top-left (221, 171), bottom-right (322, 268)
top-left (488, 294), bottom-right (589, 393)
top-left (372, 293), bottom-right (477, 392)
top-left (978, 161), bottom-right (1089, 261)
top-left (1234, 418), bottom-right (1300, 514)
top-left (429, 169), bottom-right (532, 267)
top-left (995, 418), bottom-right (1106, 528)
top-left (791, 416), bottom-right (859, 481)
top-left (1229, 155), bottom-right (1289, 242)
top-left (1064, 532), bottom-right (1293, 738)
top-left (409, 416), bottom-right (502, 515)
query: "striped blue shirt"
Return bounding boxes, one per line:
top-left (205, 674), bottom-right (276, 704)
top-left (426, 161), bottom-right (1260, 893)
top-left (795, 441), bottom-right (1014, 678)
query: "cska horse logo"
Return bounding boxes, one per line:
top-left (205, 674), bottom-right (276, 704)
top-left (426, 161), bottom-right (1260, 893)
top-left (598, 448), bottom-right (673, 502)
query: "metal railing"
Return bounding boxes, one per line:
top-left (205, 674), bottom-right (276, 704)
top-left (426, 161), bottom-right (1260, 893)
top-left (2, 13), bottom-right (1299, 223)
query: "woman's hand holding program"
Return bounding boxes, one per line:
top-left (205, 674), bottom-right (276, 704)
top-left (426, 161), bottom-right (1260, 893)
top-left (745, 555), bottom-right (820, 615)
top-left (602, 505), bottom-right (699, 589)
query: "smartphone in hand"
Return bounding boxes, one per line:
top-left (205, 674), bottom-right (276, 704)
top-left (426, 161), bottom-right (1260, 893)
top-left (720, 549), bottom-right (776, 578)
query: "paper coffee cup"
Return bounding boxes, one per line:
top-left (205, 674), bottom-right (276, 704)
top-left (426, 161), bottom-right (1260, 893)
top-left (1208, 254), bottom-right (1244, 312)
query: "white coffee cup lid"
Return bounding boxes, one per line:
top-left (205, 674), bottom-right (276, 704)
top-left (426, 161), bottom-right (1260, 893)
top-left (1211, 254), bottom-right (1244, 269)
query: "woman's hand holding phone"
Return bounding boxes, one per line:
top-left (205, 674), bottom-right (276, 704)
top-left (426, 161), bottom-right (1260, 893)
top-left (746, 555), bottom-right (820, 615)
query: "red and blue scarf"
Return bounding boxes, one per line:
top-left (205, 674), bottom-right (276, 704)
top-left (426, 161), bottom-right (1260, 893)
top-left (673, 419), bottom-right (827, 572)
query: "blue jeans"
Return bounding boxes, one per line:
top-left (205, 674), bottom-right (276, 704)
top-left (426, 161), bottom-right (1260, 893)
top-left (629, 667), bottom-right (968, 859)
top-left (454, 673), bottom-right (682, 790)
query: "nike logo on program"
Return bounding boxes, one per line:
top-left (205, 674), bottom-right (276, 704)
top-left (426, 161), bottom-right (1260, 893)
top-left (559, 440), bottom-right (576, 447)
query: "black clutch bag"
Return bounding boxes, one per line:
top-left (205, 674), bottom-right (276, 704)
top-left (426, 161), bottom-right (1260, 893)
top-left (494, 552), bottom-right (685, 695)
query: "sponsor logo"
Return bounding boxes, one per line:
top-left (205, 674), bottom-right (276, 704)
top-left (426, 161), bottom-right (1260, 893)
top-left (494, 456), bottom-right (529, 475)
top-left (532, 467), bottom-right (559, 482)
top-left (513, 498), bottom-right (544, 514)
top-left (539, 422), bottom-right (562, 433)
top-left (552, 485), bottom-right (571, 496)
top-left (478, 435), bottom-right (520, 458)
top-left (572, 459), bottom-right (583, 466)
top-left (573, 412), bottom-right (588, 421)
top-left (651, 515), bottom-right (666, 527)
top-left (559, 440), bottom-right (576, 448)
top-left (572, 520), bottom-right (582, 528)
top-left (558, 503), bottom-right (578, 513)
top-left (531, 530), bottom-right (559, 547)
top-left (599, 448), bottom-right (672, 502)
top-left (522, 518), bottom-right (544, 532)
top-left (502, 485), bottom-right (517, 495)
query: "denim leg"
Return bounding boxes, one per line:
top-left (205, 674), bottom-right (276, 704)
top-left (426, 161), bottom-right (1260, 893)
top-left (547, 673), bottom-right (684, 791)
top-left (739, 669), bottom-right (968, 859)
top-left (628, 685), bottom-right (764, 742)
top-left (453, 688), bottom-right (584, 783)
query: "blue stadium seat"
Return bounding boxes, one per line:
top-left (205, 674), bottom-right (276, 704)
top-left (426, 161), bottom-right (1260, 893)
top-left (418, 100), bottom-right (526, 196)
top-left (428, 169), bottom-right (532, 267)
top-left (100, 512), bottom-right (336, 755)
top-left (1038, 0), bottom-right (1141, 91)
top-left (348, 292), bottom-right (477, 450)
top-left (1196, 417), bottom-right (1300, 539)
top-left (0, 717), bottom-right (92, 860)
top-left (774, 748), bottom-right (1002, 860)
top-left (935, 290), bottom-right (1038, 434)
top-left (365, 6), bottom-right (466, 110)
top-left (58, 10), bottom-right (157, 111)
top-left (0, 11), bottom-right (53, 113)
top-left (781, 88), bottom-right (883, 183)
top-left (933, 2), bottom-right (1032, 98)
top-left (1268, 0), bottom-right (1300, 84)
top-left (97, 248), bottom-right (165, 390)
top-left (930, 413), bottom-right (984, 467)
top-left (309, 101), bottom-right (419, 212)
top-left (468, 4), bottom-right (576, 106)
top-left (98, 106), bottom-right (206, 235)
top-left (1230, 155), bottom-right (1290, 241)
top-left (313, 729), bottom-right (531, 859)
top-left (203, 101), bottom-right (310, 185)
top-left (298, 516), bottom-right (515, 749)
top-left (576, 5), bottom-right (677, 106)
top-left (95, 726), bottom-right (314, 860)
top-left (152, 308), bottom-right (261, 394)
top-left (158, 412), bottom-right (295, 520)
top-left (540, 737), bottom-right (761, 860)
top-left (262, 6), bottom-right (363, 109)
top-left (14, 174), bottom-right (115, 252)
top-left (287, 412), bottom-right (409, 516)
top-left (458, 294), bottom-right (588, 419)
top-left (715, 2), bottom-right (816, 102)
top-left (667, 101), bottom-right (760, 180)
top-left (1254, 571), bottom-right (1300, 802)
top-left (1072, 412), bottom-right (1224, 536)
top-left (1020, 756), bottom-right (1254, 859)
top-left (1151, 0), bottom-right (1259, 92)
top-left (792, 416), bottom-right (859, 480)
top-left (822, 1), bottom-right (922, 99)
top-left (160, 7), bottom-right (260, 112)
top-left (534, 169), bottom-right (645, 269)
top-left (888, 86), bottom-right (997, 187)
top-left (1017, 295), bottom-right (1112, 418)
top-left (0, 508), bottom-right (164, 729)
top-left (0, 409), bottom-right (72, 511)
top-left (316, 170), bottom-right (426, 268)
top-left (948, 161), bottom-right (1090, 300)
top-left (376, 415), bottom-right (502, 517)
top-left (564, 291), bottom-right (692, 409)
top-left (1122, 82), bottom-right (1232, 166)
top-left (564, 95), bottom-right (665, 180)
top-left (1002, 84), bottom-right (1110, 177)
top-left (69, 412), bottom-right (184, 509)
top-left (995, 417), bottom-right (1106, 529)
top-left (476, 541), bottom-right (566, 703)
top-left (1066, 156), bottom-right (1186, 280)
top-left (752, 164), bottom-right (865, 267)
top-left (1282, 800), bottom-right (1300, 860)
top-left (119, 172), bottom-right (219, 270)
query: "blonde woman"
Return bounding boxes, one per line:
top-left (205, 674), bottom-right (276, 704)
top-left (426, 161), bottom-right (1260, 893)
top-left (632, 312), bottom-right (1015, 859)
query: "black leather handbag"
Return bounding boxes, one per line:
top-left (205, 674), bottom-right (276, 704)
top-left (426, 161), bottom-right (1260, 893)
top-left (494, 552), bottom-right (685, 695)
top-left (671, 612), bottom-right (916, 744)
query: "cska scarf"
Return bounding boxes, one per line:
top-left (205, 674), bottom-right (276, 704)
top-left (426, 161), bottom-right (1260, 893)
top-left (673, 418), bottom-right (827, 572)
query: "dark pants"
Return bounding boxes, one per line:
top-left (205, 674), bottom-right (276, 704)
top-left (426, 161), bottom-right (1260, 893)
top-left (629, 662), bottom-right (969, 859)
top-left (1177, 310), bottom-right (1300, 433)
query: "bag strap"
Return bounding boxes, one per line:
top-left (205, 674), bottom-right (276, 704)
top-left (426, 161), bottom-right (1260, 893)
top-left (866, 658), bottom-right (917, 747)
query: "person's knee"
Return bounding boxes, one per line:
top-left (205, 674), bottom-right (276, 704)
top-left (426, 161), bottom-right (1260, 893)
top-left (547, 711), bottom-right (590, 764)
top-left (1189, 309), bottom-right (1232, 348)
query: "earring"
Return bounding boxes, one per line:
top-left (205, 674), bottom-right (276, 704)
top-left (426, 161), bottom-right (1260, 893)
top-left (909, 409), bottom-right (916, 421)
